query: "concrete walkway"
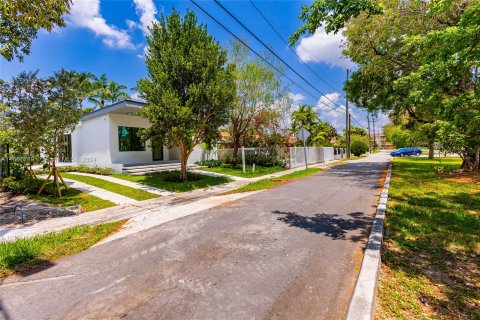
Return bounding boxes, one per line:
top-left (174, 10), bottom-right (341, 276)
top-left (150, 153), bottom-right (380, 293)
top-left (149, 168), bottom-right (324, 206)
top-left (0, 153), bottom-right (390, 320)
top-left (67, 172), bottom-right (172, 196)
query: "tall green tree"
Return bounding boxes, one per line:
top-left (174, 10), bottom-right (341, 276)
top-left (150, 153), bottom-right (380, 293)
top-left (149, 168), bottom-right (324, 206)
top-left (289, 0), bottom-right (382, 45)
top-left (3, 69), bottom-right (83, 196)
top-left (88, 74), bottom-right (130, 109)
top-left (0, 0), bottom-right (72, 61)
top-left (138, 10), bottom-right (236, 181)
top-left (291, 0), bottom-right (480, 169)
top-left (73, 71), bottom-right (95, 111)
top-left (2, 71), bottom-right (47, 176)
top-left (227, 40), bottom-right (286, 167)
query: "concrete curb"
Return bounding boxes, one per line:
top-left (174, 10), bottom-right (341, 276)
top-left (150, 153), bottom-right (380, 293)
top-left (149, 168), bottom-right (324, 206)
top-left (346, 162), bottom-right (392, 320)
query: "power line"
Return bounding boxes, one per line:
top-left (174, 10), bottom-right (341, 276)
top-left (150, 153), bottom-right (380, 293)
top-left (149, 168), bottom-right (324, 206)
top-left (190, 1), bottom-right (371, 130)
top-left (212, 0), bottom-right (345, 113)
top-left (190, 0), bottom-right (319, 103)
top-left (249, 0), bottom-right (341, 93)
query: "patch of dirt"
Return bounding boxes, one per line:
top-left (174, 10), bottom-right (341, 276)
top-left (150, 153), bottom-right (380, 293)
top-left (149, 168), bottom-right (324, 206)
top-left (0, 191), bottom-right (78, 228)
top-left (442, 171), bottom-right (480, 184)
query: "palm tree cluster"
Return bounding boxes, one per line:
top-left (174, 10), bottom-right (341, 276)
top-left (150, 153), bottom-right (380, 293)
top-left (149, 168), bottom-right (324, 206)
top-left (291, 104), bottom-right (336, 146)
top-left (74, 73), bottom-right (131, 111)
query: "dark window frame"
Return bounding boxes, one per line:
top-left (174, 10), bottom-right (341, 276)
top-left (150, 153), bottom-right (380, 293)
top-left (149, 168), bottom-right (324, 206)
top-left (118, 126), bottom-right (146, 152)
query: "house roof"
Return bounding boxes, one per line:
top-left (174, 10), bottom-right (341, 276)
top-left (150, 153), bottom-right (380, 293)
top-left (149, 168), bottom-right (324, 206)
top-left (81, 99), bottom-right (146, 121)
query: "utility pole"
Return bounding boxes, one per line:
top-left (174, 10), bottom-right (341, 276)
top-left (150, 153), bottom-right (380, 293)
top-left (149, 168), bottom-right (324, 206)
top-left (367, 112), bottom-right (372, 154)
top-left (345, 69), bottom-right (351, 158)
top-left (372, 114), bottom-right (376, 151)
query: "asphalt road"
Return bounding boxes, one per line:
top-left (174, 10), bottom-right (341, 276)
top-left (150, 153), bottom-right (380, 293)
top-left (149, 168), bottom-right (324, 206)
top-left (0, 153), bottom-right (389, 320)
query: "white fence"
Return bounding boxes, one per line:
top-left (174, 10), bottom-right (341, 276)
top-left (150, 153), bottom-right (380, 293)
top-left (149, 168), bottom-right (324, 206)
top-left (288, 147), bottom-right (346, 168)
top-left (207, 146), bottom-right (346, 169)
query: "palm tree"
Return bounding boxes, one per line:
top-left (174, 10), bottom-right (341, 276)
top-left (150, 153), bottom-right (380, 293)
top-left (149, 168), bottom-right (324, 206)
top-left (88, 74), bottom-right (131, 109)
top-left (291, 104), bottom-right (319, 132)
top-left (74, 72), bottom-right (95, 111)
top-left (107, 81), bottom-right (130, 104)
top-left (88, 74), bottom-right (110, 109)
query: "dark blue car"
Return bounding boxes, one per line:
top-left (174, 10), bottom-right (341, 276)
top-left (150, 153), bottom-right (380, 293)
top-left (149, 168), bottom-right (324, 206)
top-left (390, 147), bottom-right (422, 157)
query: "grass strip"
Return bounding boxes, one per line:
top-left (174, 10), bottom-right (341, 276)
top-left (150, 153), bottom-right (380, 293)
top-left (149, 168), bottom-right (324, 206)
top-left (0, 220), bottom-right (126, 278)
top-left (199, 165), bottom-right (286, 178)
top-left (63, 173), bottom-right (159, 201)
top-left (376, 157), bottom-right (480, 319)
top-left (27, 184), bottom-right (115, 212)
top-left (112, 170), bottom-right (232, 193)
top-left (227, 167), bottom-right (322, 194)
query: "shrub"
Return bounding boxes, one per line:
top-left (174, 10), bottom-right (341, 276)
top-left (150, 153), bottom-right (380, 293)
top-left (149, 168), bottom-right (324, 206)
top-left (1, 161), bottom-right (26, 179)
top-left (245, 154), bottom-right (284, 167)
top-left (1, 177), bottom-right (43, 194)
top-left (57, 165), bottom-right (114, 175)
top-left (351, 141), bottom-right (368, 156)
top-left (196, 159), bottom-right (222, 168)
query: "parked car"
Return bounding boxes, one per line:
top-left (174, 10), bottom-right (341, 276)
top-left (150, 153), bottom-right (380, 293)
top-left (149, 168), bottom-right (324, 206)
top-left (390, 147), bottom-right (422, 157)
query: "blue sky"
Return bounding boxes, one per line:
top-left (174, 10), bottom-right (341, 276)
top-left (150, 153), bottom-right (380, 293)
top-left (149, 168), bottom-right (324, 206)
top-left (0, 0), bottom-right (388, 132)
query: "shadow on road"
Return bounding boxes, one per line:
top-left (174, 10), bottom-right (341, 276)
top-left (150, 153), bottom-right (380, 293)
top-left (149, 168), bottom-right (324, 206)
top-left (0, 298), bottom-right (12, 320)
top-left (273, 210), bottom-right (371, 242)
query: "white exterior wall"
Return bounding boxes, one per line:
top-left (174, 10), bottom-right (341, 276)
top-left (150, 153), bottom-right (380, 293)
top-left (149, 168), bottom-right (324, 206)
top-left (108, 113), bottom-right (153, 165)
top-left (71, 110), bottom-right (216, 172)
top-left (71, 116), bottom-right (111, 168)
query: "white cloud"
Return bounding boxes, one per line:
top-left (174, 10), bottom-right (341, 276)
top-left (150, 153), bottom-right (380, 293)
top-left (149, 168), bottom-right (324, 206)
top-left (126, 19), bottom-right (138, 30)
top-left (133, 0), bottom-right (157, 34)
top-left (288, 92), bottom-right (305, 107)
top-left (130, 91), bottom-right (145, 102)
top-left (137, 44), bottom-right (149, 59)
top-left (314, 92), bottom-right (348, 130)
top-left (68, 0), bottom-right (134, 49)
top-left (296, 28), bottom-right (354, 69)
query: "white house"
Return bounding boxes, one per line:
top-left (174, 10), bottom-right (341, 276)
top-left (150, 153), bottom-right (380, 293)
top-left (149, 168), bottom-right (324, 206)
top-left (66, 100), bottom-right (211, 173)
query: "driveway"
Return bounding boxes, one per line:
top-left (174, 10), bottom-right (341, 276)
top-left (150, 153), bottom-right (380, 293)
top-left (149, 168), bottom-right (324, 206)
top-left (0, 153), bottom-right (389, 320)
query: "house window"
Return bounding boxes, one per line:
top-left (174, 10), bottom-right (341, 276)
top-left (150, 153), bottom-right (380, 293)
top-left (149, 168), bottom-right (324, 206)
top-left (118, 127), bottom-right (145, 151)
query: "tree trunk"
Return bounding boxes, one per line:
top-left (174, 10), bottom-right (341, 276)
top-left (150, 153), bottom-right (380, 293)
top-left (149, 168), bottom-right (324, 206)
top-left (52, 158), bottom-right (59, 197)
top-left (231, 135), bottom-right (241, 168)
top-left (179, 144), bottom-right (189, 181)
top-left (232, 144), bottom-right (239, 168)
top-left (428, 140), bottom-right (434, 160)
top-left (475, 147), bottom-right (480, 172)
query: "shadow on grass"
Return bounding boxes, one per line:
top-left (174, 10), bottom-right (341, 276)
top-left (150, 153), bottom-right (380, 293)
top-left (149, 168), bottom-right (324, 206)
top-left (272, 210), bottom-right (371, 242)
top-left (378, 157), bottom-right (480, 319)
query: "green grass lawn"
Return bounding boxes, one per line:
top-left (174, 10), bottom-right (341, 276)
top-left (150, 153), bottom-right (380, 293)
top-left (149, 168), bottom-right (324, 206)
top-left (199, 164), bottom-right (286, 178)
top-left (227, 168), bottom-right (322, 194)
top-left (27, 184), bottom-right (115, 212)
top-left (111, 170), bottom-right (232, 192)
top-left (62, 173), bottom-right (159, 201)
top-left (0, 220), bottom-right (125, 278)
top-left (376, 157), bottom-right (480, 319)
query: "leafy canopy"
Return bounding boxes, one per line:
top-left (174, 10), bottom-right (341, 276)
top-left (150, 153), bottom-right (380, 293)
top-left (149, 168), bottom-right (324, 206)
top-left (138, 10), bottom-right (236, 180)
top-left (0, 0), bottom-right (72, 61)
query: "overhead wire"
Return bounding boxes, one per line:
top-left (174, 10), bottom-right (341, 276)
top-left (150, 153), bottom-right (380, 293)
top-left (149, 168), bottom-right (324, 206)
top-left (248, 0), bottom-right (341, 93)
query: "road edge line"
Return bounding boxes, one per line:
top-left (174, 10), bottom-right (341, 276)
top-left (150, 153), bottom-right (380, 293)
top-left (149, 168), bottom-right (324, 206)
top-left (346, 161), bottom-right (392, 320)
